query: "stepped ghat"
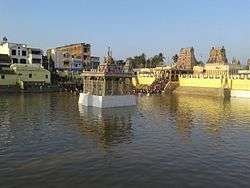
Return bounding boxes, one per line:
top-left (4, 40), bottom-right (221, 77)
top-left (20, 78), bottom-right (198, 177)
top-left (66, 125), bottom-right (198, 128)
top-left (78, 49), bottom-right (137, 108)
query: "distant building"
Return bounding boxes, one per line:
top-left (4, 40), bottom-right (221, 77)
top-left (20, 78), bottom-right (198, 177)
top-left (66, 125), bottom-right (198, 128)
top-left (204, 46), bottom-right (243, 75)
top-left (202, 47), bottom-right (244, 76)
top-left (0, 63), bottom-right (51, 90)
top-left (90, 56), bottom-right (100, 70)
top-left (207, 46), bottom-right (228, 64)
top-left (204, 64), bottom-right (243, 76)
top-left (0, 37), bottom-right (43, 66)
top-left (176, 47), bottom-right (198, 70)
top-left (247, 59), bottom-right (250, 70)
top-left (47, 43), bottom-right (91, 72)
top-left (114, 59), bottom-right (125, 67)
top-left (0, 54), bottom-right (11, 68)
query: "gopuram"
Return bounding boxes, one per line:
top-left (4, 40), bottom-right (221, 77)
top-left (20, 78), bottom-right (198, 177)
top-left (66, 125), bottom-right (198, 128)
top-left (205, 46), bottom-right (233, 76)
top-left (176, 47), bottom-right (198, 70)
top-left (78, 48), bottom-right (137, 108)
top-left (207, 46), bottom-right (228, 64)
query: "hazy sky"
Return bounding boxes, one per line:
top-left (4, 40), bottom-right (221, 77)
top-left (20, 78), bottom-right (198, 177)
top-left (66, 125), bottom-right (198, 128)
top-left (1, 0), bottom-right (250, 62)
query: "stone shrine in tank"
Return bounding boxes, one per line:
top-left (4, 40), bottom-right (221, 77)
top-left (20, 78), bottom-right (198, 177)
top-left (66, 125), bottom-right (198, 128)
top-left (78, 48), bottom-right (137, 108)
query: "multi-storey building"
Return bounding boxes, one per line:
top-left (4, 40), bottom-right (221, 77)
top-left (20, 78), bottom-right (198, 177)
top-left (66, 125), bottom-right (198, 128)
top-left (47, 43), bottom-right (91, 72)
top-left (0, 37), bottom-right (43, 67)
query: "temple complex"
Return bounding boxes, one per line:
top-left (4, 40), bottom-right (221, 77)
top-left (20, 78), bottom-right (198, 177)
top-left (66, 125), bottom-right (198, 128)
top-left (78, 48), bottom-right (136, 108)
top-left (176, 47), bottom-right (198, 70)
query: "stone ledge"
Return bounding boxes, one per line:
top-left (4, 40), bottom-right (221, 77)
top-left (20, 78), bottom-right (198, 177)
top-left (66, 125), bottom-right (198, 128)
top-left (173, 86), bottom-right (229, 98)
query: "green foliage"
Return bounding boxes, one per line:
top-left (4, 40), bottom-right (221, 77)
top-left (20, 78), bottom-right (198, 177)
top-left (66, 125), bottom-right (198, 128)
top-left (172, 54), bottom-right (179, 63)
top-left (149, 53), bottom-right (165, 68)
top-left (127, 53), bottom-right (146, 68)
top-left (197, 61), bottom-right (204, 66)
top-left (128, 53), bottom-right (165, 68)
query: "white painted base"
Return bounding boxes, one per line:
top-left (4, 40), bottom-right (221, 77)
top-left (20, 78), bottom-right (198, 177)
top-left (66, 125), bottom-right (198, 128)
top-left (78, 93), bottom-right (137, 108)
top-left (231, 90), bottom-right (250, 98)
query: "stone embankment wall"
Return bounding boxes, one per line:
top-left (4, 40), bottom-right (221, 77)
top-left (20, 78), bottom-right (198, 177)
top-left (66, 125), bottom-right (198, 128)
top-left (229, 75), bottom-right (250, 90)
top-left (176, 74), bottom-right (250, 98)
top-left (179, 75), bottom-right (223, 88)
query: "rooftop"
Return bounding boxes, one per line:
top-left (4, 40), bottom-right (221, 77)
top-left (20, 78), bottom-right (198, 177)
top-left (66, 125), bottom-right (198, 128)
top-left (53, 43), bottom-right (91, 50)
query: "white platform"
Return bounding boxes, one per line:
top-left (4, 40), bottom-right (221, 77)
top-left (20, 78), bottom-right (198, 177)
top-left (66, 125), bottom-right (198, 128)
top-left (231, 90), bottom-right (250, 98)
top-left (78, 93), bottom-right (137, 108)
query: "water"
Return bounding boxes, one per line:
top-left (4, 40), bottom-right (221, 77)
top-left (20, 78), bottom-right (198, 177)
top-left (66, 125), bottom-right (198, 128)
top-left (0, 93), bottom-right (250, 188)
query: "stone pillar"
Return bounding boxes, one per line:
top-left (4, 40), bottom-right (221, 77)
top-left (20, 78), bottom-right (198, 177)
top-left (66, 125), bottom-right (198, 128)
top-left (111, 78), bottom-right (114, 95)
top-left (102, 77), bottom-right (106, 96)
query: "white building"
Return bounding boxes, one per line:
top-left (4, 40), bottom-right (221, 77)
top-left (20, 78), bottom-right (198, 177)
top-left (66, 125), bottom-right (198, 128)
top-left (0, 37), bottom-right (43, 66)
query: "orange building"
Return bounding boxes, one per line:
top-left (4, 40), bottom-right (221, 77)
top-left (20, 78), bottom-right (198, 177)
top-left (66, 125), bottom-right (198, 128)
top-left (47, 43), bottom-right (91, 71)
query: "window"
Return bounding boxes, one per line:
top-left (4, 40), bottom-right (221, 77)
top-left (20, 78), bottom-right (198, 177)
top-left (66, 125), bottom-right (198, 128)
top-left (12, 58), bottom-right (18, 63)
top-left (20, 59), bottom-right (26, 64)
top-left (32, 58), bottom-right (41, 64)
top-left (29, 74), bottom-right (32, 78)
top-left (64, 61), bottom-right (69, 66)
top-left (22, 51), bottom-right (27, 56)
top-left (18, 51), bottom-right (20, 56)
top-left (12, 50), bottom-right (16, 55)
top-left (84, 48), bottom-right (88, 53)
top-left (31, 50), bottom-right (41, 55)
top-left (83, 55), bottom-right (88, 60)
top-left (45, 75), bottom-right (48, 79)
top-left (1, 75), bottom-right (5, 79)
top-left (63, 53), bottom-right (70, 58)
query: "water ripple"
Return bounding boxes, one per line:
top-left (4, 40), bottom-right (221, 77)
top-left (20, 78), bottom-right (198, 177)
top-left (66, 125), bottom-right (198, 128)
top-left (0, 94), bottom-right (250, 187)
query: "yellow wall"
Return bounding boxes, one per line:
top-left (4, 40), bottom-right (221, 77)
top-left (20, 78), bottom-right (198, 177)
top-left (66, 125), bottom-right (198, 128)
top-left (15, 69), bottom-right (51, 84)
top-left (133, 67), bottom-right (173, 87)
top-left (138, 76), bottom-right (155, 86)
top-left (231, 79), bottom-right (250, 90)
top-left (179, 75), bottom-right (250, 91)
top-left (132, 76), bottom-right (156, 86)
top-left (0, 68), bottom-right (51, 86)
top-left (0, 74), bottom-right (17, 85)
top-left (179, 77), bottom-right (223, 88)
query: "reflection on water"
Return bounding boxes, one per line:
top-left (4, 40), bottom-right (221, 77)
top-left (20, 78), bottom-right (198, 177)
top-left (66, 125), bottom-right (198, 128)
top-left (78, 105), bottom-right (135, 147)
top-left (1, 93), bottom-right (250, 188)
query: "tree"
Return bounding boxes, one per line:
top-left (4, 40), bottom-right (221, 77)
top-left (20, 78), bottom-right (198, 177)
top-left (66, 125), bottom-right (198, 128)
top-left (172, 54), bottom-right (179, 63)
top-left (127, 53), bottom-right (147, 68)
top-left (149, 53), bottom-right (165, 68)
top-left (197, 61), bottom-right (204, 66)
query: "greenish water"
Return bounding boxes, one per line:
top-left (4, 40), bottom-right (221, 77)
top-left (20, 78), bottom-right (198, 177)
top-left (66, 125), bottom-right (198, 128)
top-left (0, 93), bottom-right (250, 188)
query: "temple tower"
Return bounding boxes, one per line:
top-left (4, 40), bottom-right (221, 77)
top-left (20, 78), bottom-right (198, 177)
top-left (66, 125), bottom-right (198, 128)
top-left (176, 47), bottom-right (198, 70)
top-left (207, 46), bottom-right (228, 65)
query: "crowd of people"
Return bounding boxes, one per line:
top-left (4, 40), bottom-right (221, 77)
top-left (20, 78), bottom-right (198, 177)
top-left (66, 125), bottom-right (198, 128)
top-left (133, 77), bottom-right (170, 96)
